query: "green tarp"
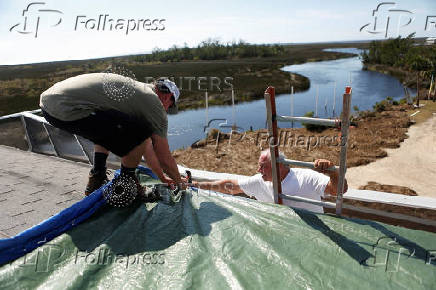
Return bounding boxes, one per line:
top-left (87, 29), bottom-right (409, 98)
top-left (1, 174), bottom-right (435, 289)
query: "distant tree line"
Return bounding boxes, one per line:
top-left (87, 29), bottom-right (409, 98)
top-left (361, 34), bottom-right (436, 73)
top-left (131, 39), bottom-right (286, 62)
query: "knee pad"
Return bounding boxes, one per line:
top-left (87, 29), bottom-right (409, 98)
top-left (103, 173), bottom-right (138, 207)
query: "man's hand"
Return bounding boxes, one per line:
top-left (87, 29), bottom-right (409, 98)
top-left (173, 177), bottom-right (188, 190)
top-left (313, 159), bottom-right (335, 173)
top-left (162, 178), bottom-right (190, 191)
top-left (161, 176), bottom-right (176, 186)
top-left (177, 182), bottom-right (187, 190)
top-left (176, 177), bottom-right (189, 190)
top-left (191, 180), bottom-right (203, 189)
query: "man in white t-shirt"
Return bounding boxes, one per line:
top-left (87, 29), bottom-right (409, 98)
top-left (192, 150), bottom-right (347, 213)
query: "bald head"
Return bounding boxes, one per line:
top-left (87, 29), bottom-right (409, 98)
top-left (257, 150), bottom-right (289, 181)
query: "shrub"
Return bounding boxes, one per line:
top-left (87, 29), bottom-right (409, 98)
top-left (207, 128), bottom-right (220, 139)
top-left (360, 111), bottom-right (376, 118)
top-left (374, 102), bottom-right (385, 112)
top-left (373, 100), bottom-right (389, 112)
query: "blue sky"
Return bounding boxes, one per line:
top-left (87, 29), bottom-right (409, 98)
top-left (0, 0), bottom-right (435, 64)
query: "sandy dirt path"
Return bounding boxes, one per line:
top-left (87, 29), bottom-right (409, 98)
top-left (346, 114), bottom-right (436, 197)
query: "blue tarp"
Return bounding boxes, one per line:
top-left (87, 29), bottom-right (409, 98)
top-left (0, 166), bottom-right (157, 265)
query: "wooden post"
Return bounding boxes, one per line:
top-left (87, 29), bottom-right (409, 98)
top-left (324, 94), bottom-right (328, 115)
top-left (215, 130), bottom-right (220, 155)
top-left (336, 86), bottom-right (352, 215)
top-left (205, 91), bottom-right (209, 124)
top-left (231, 89), bottom-right (236, 126)
top-left (332, 81), bottom-right (336, 118)
top-left (291, 86), bottom-right (294, 128)
top-left (264, 87), bottom-right (283, 204)
top-left (403, 85), bottom-right (412, 105)
top-left (416, 73), bottom-right (420, 107)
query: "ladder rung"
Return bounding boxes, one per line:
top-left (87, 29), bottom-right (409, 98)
top-left (279, 158), bottom-right (338, 172)
top-left (276, 115), bottom-right (340, 127)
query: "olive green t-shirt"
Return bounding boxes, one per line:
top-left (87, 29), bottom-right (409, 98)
top-left (40, 73), bottom-right (167, 138)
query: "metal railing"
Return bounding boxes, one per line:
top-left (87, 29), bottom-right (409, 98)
top-left (264, 86), bottom-right (436, 228)
top-left (276, 116), bottom-right (340, 127)
top-left (0, 110), bottom-right (93, 164)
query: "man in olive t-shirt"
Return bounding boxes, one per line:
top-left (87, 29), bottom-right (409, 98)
top-left (40, 73), bottom-right (185, 200)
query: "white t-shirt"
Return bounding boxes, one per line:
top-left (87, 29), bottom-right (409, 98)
top-left (238, 168), bottom-right (330, 213)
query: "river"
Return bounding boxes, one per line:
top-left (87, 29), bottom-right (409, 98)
top-left (167, 48), bottom-right (415, 151)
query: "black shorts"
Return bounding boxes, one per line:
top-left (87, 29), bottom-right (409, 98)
top-left (42, 109), bottom-right (153, 157)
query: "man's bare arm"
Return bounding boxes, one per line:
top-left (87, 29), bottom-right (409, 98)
top-left (192, 179), bottom-right (244, 195)
top-left (151, 134), bottom-right (185, 189)
top-left (143, 138), bottom-right (171, 184)
top-left (323, 170), bottom-right (348, 196)
top-left (313, 159), bottom-right (348, 196)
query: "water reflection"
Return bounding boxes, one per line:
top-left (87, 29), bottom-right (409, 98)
top-left (167, 48), bottom-right (414, 151)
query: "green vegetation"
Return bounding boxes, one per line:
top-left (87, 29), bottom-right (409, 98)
top-left (0, 40), bottom-right (367, 116)
top-left (361, 34), bottom-right (435, 88)
top-left (356, 96), bottom-right (408, 119)
top-left (399, 98), bottom-right (407, 105)
top-left (134, 39), bottom-right (286, 62)
top-left (373, 100), bottom-right (387, 112)
top-left (361, 34), bottom-right (435, 71)
top-left (372, 96), bottom-right (402, 112)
